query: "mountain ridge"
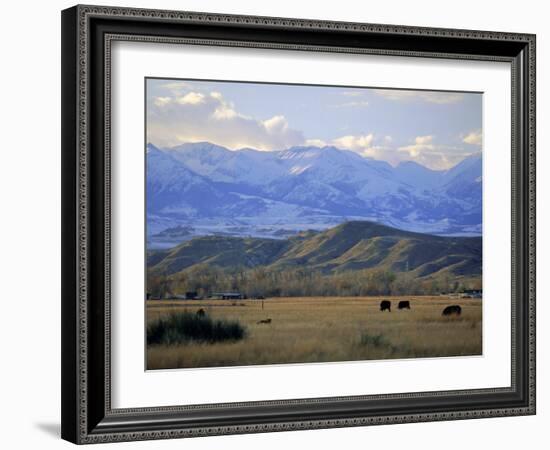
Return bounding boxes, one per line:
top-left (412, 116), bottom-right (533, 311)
top-left (148, 220), bottom-right (482, 281)
top-left (146, 142), bottom-right (482, 242)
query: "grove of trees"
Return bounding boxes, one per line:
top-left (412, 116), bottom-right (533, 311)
top-left (147, 263), bottom-right (481, 299)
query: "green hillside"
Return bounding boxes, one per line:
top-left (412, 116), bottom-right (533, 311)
top-left (148, 221), bottom-right (481, 280)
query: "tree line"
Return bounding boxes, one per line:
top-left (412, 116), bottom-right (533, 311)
top-left (147, 263), bottom-right (481, 299)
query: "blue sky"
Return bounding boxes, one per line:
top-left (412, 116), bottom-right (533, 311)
top-left (146, 78), bottom-right (482, 170)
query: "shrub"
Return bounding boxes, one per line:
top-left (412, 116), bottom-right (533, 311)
top-left (359, 332), bottom-right (388, 348)
top-left (147, 311), bottom-right (247, 345)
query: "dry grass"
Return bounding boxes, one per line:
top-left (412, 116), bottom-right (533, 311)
top-left (146, 296), bottom-right (482, 370)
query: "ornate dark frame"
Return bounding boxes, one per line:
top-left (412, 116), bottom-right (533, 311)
top-left (61, 4), bottom-right (536, 444)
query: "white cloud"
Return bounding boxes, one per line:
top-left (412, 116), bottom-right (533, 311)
top-left (414, 135), bottom-right (434, 145)
top-left (177, 92), bottom-right (205, 105)
top-left (399, 135), bottom-right (437, 158)
top-left (147, 90), bottom-right (304, 150)
top-left (157, 81), bottom-right (192, 91)
top-left (304, 134), bottom-right (387, 160)
top-left (374, 89), bottom-right (465, 104)
top-left (263, 115), bottom-right (289, 133)
top-left (342, 91), bottom-right (364, 97)
top-left (331, 100), bottom-right (369, 108)
top-left (320, 134), bottom-right (402, 163)
top-left (153, 96), bottom-right (171, 107)
top-left (212, 107), bottom-right (239, 120)
top-left (325, 133), bottom-right (477, 170)
top-left (397, 135), bottom-right (477, 170)
top-left (307, 133), bottom-right (476, 170)
top-left (369, 148), bottom-right (408, 162)
top-left (147, 83), bottom-right (477, 170)
top-left (332, 90), bottom-right (369, 108)
top-left (463, 130), bottom-right (482, 146)
top-left (305, 138), bottom-right (328, 147)
top-left (332, 134), bottom-right (375, 152)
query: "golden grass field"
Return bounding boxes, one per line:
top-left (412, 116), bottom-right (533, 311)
top-left (146, 296), bottom-right (482, 370)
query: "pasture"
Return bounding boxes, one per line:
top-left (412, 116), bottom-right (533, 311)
top-left (146, 296), bottom-right (482, 370)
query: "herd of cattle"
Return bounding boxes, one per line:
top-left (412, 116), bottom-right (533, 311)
top-left (380, 300), bottom-right (462, 316)
top-left (195, 301), bottom-right (463, 323)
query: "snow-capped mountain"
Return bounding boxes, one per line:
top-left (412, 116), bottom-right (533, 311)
top-left (167, 142), bottom-right (285, 185)
top-left (146, 142), bottom-right (482, 246)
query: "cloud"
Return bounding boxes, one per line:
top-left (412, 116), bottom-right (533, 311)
top-left (332, 134), bottom-right (375, 152)
top-left (398, 138), bottom-right (436, 159)
top-left (304, 134), bottom-right (475, 170)
top-left (331, 90), bottom-right (370, 108)
top-left (413, 135), bottom-right (434, 145)
top-left (374, 89), bottom-right (465, 104)
top-left (263, 115), bottom-right (289, 133)
top-left (177, 92), bottom-right (205, 105)
top-left (397, 135), bottom-right (477, 170)
top-left (304, 134), bottom-right (391, 161)
top-left (156, 81), bottom-right (192, 92)
top-left (305, 138), bottom-right (328, 147)
top-left (153, 96), bottom-right (171, 107)
top-left (331, 100), bottom-right (369, 108)
top-left (312, 134), bottom-right (400, 163)
top-left (147, 91), bottom-right (304, 150)
top-left (147, 80), bottom-right (478, 170)
top-left (463, 130), bottom-right (482, 146)
top-left (342, 91), bottom-right (364, 97)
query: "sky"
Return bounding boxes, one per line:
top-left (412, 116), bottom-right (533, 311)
top-left (146, 78), bottom-right (482, 170)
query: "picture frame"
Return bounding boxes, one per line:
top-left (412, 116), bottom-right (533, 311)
top-left (61, 4), bottom-right (536, 444)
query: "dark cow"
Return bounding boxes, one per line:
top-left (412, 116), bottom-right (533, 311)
top-left (257, 318), bottom-right (272, 324)
top-left (398, 300), bottom-right (411, 310)
top-left (442, 305), bottom-right (462, 316)
top-left (196, 308), bottom-right (206, 318)
top-left (380, 300), bottom-right (391, 312)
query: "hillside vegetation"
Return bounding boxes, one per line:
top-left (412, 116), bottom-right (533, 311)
top-left (147, 221), bottom-right (481, 298)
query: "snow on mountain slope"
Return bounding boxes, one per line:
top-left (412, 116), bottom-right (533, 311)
top-left (146, 142), bottom-right (482, 243)
top-left (146, 144), bottom-right (235, 217)
top-left (167, 142), bottom-right (285, 185)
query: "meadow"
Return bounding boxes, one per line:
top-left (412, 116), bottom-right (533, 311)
top-left (146, 296), bottom-right (482, 370)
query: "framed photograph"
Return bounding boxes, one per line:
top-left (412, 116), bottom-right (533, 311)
top-left (61, 5), bottom-right (536, 444)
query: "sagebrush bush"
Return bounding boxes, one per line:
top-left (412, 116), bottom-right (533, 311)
top-left (147, 311), bottom-right (246, 345)
top-left (359, 332), bottom-right (387, 348)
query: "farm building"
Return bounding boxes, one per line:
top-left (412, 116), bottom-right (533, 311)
top-left (463, 289), bottom-right (482, 298)
top-left (212, 292), bottom-right (244, 300)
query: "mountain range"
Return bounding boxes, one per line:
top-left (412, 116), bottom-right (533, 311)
top-left (146, 142), bottom-right (482, 247)
top-left (148, 221), bottom-right (482, 280)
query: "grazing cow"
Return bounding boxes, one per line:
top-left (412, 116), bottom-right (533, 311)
top-left (257, 318), bottom-right (272, 324)
top-left (380, 300), bottom-right (391, 312)
top-left (442, 305), bottom-right (462, 316)
top-left (196, 308), bottom-right (206, 318)
top-left (398, 300), bottom-right (411, 310)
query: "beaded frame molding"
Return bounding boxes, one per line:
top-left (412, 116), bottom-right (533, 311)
top-left (61, 4), bottom-right (536, 444)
